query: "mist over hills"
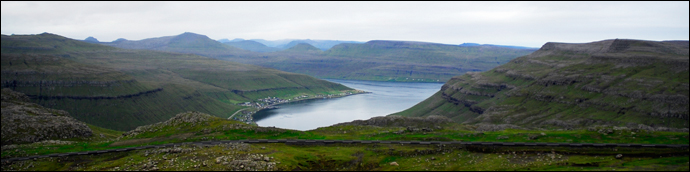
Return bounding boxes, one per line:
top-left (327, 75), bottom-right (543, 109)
top-left (278, 39), bottom-right (364, 50)
top-left (1, 33), bottom-right (354, 131)
top-left (394, 39), bottom-right (689, 129)
top-left (217, 38), bottom-right (364, 51)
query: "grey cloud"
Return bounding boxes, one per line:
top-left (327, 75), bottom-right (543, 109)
top-left (2, 1), bottom-right (687, 47)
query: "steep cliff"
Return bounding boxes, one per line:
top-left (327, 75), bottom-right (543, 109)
top-left (394, 39), bottom-right (689, 129)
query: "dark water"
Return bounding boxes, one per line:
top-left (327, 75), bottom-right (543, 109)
top-left (253, 79), bottom-right (444, 131)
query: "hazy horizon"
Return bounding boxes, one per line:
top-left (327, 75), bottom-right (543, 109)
top-left (2, 1), bottom-right (688, 47)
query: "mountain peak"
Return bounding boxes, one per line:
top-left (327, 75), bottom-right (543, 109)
top-left (176, 32), bottom-right (207, 38)
top-left (113, 38), bottom-right (128, 43)
top-left (282, 43), bottom-right (322, 53)
top-left (84, 36), bottom-right (99, 43)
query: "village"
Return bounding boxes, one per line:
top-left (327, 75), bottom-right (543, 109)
top-left (230, 90), bottom-right (369, 124)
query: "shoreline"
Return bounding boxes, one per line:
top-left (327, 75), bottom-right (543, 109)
top-left (230, 90), bottom-right (371, 124)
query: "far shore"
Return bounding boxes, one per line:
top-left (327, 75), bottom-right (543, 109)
top-left (230, 90), bottom-right (371, 124)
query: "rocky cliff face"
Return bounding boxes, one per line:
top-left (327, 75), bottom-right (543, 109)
top-left (394, 39), bottom-right (689, 129)
top-left (1, 88), bottom-right (93, 145)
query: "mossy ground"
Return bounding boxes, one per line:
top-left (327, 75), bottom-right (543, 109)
top-left (3, 142), bottom-right (688, 171)
top-left (2, 115), bottom-right (688, 171)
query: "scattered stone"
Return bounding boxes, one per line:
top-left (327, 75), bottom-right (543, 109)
top-left (615, 154), bottom-right (623, 159)
top-left (390, 162), bottom-right (399, 166)
top-left (1, 89), bottom-right (93, 145)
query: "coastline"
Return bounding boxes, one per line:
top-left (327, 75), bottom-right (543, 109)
top-left (229, 89), bottom-right (371, 125)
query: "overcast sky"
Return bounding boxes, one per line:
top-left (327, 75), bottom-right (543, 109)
top-left (2, 1), bottom-right (688, 47)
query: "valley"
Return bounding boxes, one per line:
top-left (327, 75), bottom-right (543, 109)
top-left (1, 33), bottom-right (358, 131)
top-left (3, 1), bottom-right (687, 171)
top-left (1, 33), bottom-right (688, 171)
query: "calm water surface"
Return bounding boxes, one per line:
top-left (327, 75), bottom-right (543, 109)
top-left (253, 79), bottom-right (444, 131)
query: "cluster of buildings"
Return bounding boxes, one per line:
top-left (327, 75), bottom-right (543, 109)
top-left (231, 111), bottom-right (255, 124)
top-left (232, 91), bottom-right (368, 123)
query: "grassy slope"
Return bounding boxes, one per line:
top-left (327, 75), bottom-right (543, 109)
top-left (1, 33), bottom-right (354, 131)
top-left (394, 39), bottom-right (689, 129)
top-left (2, 112), bottom-right (687, 171)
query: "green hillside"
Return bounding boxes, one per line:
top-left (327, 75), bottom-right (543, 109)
top-left (1, 33), bottom-right (354, 131)
top-left (3, 112), bottom-right (687, 171)
top-left (394, 39), bottom-right (689, 129)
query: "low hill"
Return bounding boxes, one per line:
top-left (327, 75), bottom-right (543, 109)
top-left (1, 33), bottom-right (354, 131)
top-left (393, 39), bottom-right (689, 129)
top-left (280, 39), bottom-right (364, 50)
top-left (83, 36), bottom-right (99, 43)
top-left (223, 40), bottom-right (281, 52)
top-left (280, 43), bottom-right (322, 53)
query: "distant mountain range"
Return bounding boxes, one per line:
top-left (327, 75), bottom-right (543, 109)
top-left (222, 40), bottom-right (282, 52)
top-left (394, 39), bottom-right (689, 129)
top-left (87, 32), bottom-right (534, 83)
top-left (458, 43), bottom-right (538, 50)
top-left (99, 32), bottom-right (249, 56)
top-left (217, 38), bottom-right (364, 51)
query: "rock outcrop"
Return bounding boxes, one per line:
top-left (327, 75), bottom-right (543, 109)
top-left (1, 88), bottom-right (93, 145)
top-left (121, 111), bottom-right (215, 138)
